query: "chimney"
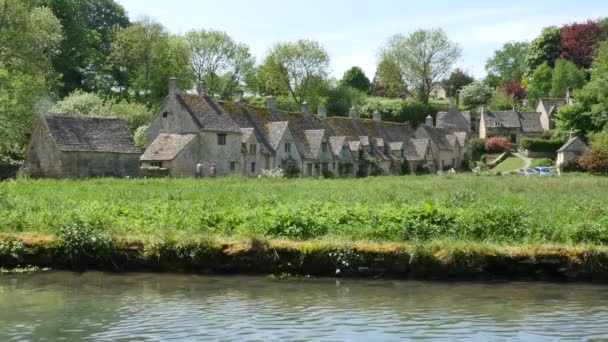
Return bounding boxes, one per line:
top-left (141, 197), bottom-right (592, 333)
top-left (425, 114), bottom-right (433, 126)
top-left (168, 77), bottom-right (180, 95)
top-left (449, 97), bottom-right (456, 109)
top-left (196, 81), bottom-right (206, 97)
top-left (317, 106), bottom-right (327, 119)
top-left (373, 111), bottom-right (382, 122)
top-left (349, 107), bottom-right (358, 119)
top-left (234, 90), bottom-right (244, 102)
top-left (266, 96), bottom-right (277, 112)
top-left (480, 105), bottom-right (486, 114)
top-left (566, 87), bottom-right (572, 105)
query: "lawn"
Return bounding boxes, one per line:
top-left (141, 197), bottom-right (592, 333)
top-left (1, 174), bottom-right (607, 245)
top-left (490, 157), bottom-right (525, 174)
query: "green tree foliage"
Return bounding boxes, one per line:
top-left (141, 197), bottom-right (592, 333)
top-left (525, 26), bottom-right (561, 75)
top-left (184, 29), bottom-right (254, 99)
top-left (372, 56), bottom-right (407, 98)
top-left (488, 89), bottom-right (516, 111)
top-left (260, 39), bottom-right (330, 105)
top-left (485, 41), bottom-right (529, 85)
top-left (359, 98), bottom-right (443, 126)
top-left (111, 17), bottom-right (191, 105)
top-left (459, 81), bottom-right (493, 108)
top-left (325, 84), bottom-right (367, 116)
top-left (51, 90), bottom-right (154, 131)
top-left (550, 59), bottom-right (587, 97)
top-left (42, 0), bottom-right (130, 96)
top-left (442, 68), bottom-right (474, 99)
top-left (339, 66), bottom-right (371, 93)
top-left (527, 62), bottom-right (553, 107)
top-left (379, 28), bottom-right (461, 103)
top-left (0, 0), bottom-right (63, 159)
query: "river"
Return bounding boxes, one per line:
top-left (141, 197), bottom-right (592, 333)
top-left (0, 271), bottom-right (607, 341)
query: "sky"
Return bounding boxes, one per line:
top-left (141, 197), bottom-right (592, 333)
top-left (116, 0), bottom-right (607, 80)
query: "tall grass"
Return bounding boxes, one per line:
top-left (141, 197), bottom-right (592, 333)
top-left (1, 174), bottom-right (607, 245)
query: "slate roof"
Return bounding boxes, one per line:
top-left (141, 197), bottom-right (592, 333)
top-left (177, 94), bottom-right (241, 133)
top-left (43, 114), bottom-right (140, 154)
top-left (304, 129), bottom-right (326, 158)
top-left (141, 133), bottom-right (195, 161)
top-left (453, 132), bottom-right (468, 147)
top-left (539, 98), bottom-right (567, 114)
top-left (417, 125), bottom-right (455, 150)
top-left (240, 128), bottom-right (255, 144)
top-left (264, 121), bottom-right (289, 151)
top-left (329, 136), bottom-right (347, 157)
top-left (436, 106), bottom-right (471, 132)
top-left (557, 136), bottom-right (587, 152)
top-left (482, 110), bottom-right (521, 128)
top-left (519, 112), bottom-right (543, 133)
top-left (411, 139), bottom-right (430, 161)
top-left (389, 142), bottom-right (403, 151)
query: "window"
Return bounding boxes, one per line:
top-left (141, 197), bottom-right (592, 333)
top-left (332, 163), bottom-right (336, 170)
top-left (249, 144), bottom-right (257, 155)
top-left (251, 162), bottom-right (256, 173)
top-left (322, 163), bottom-right (328, 172)
top-left (217, 134), bottom-right (227, 145)
top-left (265, 156), bottom-right (270, 169)
top-left (285, 142), bottom-right (291, 153)
top-left (162, 111), bottom-right (168, 118)
top-left (150, 161), bottom-right (162, 167)
top-left (307, 163), bottom-right (313, 176)
top-left (229, 161), bottom-right (235, 171)
top-left (321, 142), bottom-right (328, 153)
top-left (510, 134), bottom-right (517, 143)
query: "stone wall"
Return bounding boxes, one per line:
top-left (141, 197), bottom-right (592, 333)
top-left (524, 150), bottom-right (556, 159)
top-left (61, 152), bottom-right (140, 178)
top-left (140, 168), bottom-right (169, 178)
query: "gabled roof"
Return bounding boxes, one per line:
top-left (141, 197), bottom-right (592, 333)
top-left (416, 125), bottom-right (455, 150)
top-left (539, 98), bottom-right (567, 113)
top-left (348, 140), bottom-right (361, 152)
top-left (411, 139), bottom-right (430, 161)
top-left (240, 128), bottom-right (255, 144)
top-left (304, 129), bottom-right (327, 158)
top-left (42, 114), bottom-right (140, 154)
top-left (557, 136), bottom-right (587, 152)
top-left (519, 112), bottom-right (543, 133)
top-left (389, 142), bottom-right (403, 151)
top-left (329, 136), bottom-right (348, 157)
top-left (264, 121), bottom-right (289, 151)
top-left (141, 133), bottom-right (196, 161)
top-left (453, 132), bottom-right (468, 147)
top-left (177, 94), bottom-right (241, 133)
top-left (437, 105), bottom-right (471, 132)
top-left (482, 110), bottom-right (521, 128)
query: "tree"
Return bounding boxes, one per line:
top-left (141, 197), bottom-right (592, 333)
top-left (111, 17), bottom-right (191, 105)
top-left (261, 39), bottom-right (330, 105)
top-left (325, 84), bottom-right (367, 116)
top-left (184, 29), bottom-right (254, 98)
top-left (550, 59), bottom-right (587, 97)
top-left (379, 28), bottom-right (461, 104)
top-left (485, 41), bottom-right (529, 85)
top-left (372, 56), bottom-right (407, 98)
top-left (0, 0), bottom-right (62, 159)
top-left (527, 62), bottom-right (553, 107)
top-left (339, 66), bottom-right (371, 93)
top-left (525, 26), bottom-right (561, 75)
top-left (459, 81), bottom-right (493, 108)
top-left (442, 68), bottom-right (474, 99)
top-left (579, 146), bottom-right (608, 174)
top-left (488, 89), bottom-right (516, 111)
top-left (503, 81), bottom-right (526, 101)
top-left (559, 20), bottom-right (606, 69)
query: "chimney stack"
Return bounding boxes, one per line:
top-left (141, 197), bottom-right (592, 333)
top-left (449, 97), bottom-right (456, 109)
top-left (196, 81), bottom-right (206, 97)
top-left (373, 111), bottom-right (382, 122)
top-left (425, 114), bottom-right (433, 126)
top-left (317, 106), bottom-right (327, 119)
top-left (349, 107), bottom-right (358, 119)
top-left (234, 90), bottom-right (244, 102)
top-left (266, 96), bottom-right (277, 112)
top-left (566, 87), bottom-right (572, 105)
top-left (169, 77), bottom-right (180, 96)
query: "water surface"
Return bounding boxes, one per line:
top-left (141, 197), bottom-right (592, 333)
top-left (0, 271), bottom-right (607, 341)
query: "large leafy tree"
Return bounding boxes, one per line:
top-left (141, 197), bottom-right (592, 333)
top-left (260, 39), bottom-right (330, 105)
top-left (459, 81), bottom-right (493, 108)
top-left (339, 66), bottom-right (371, 93)
top-left (442, 68), bottom-right (474, 99)
top-left (524, 26), bottom-right (561, 75)
top-left (379, 28), bottom-right (461, 104)
top-left (559, 20), bottom-right (606, 69)
top-left (111, 17), bottom-right (191, 105)
top-left (527, 62), bottom-right (553, 107)
top-left (0, 0), bottom-right (62, 158)
top-left (550, 59), bottom-right (587, 97)
top-left (184, 29), bottom-right (254, 99)
top-left (372, 56), bottom-right (407, 98)
top-left (485, 41), bottom-right (529, 85)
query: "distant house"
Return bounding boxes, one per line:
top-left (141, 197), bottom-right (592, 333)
top-left (140, 133), bottom-right (198, 177)
top-left (26, 114), bottom-right (140, 178)
top-left (430, 84), bottom-right (447, 100)
top-left (537, 98), bottom-right (567, 131)
top-left (478, 106), bottom-right (543, 145)
top-left (436, 99), bottom-right (471, 133)
top-left (556, 135), bottom-right (587, 168)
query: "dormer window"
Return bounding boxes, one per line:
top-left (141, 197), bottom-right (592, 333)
top-left (321, 142), bottom-right (328, 153)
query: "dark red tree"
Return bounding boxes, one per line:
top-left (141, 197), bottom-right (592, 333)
top-left (503, 81), bottom-right (526, 101)
top-left (559, 20), bottom-right (606, 69)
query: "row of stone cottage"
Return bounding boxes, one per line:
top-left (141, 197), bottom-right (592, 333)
top-left (139, 79), bottom-right (471, 177)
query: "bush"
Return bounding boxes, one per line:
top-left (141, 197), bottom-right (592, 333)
top-left (359, 97), bottom-right (446, 126)
top-left (579, 146), bottom-right (608, 174)
top-left (520, 138), bottom-right (565, 152)
top-left (485, 137), bottom-right (509, 153)
top-left (561, 159), bottom-right (583, 173)
top-left (469, 138), bottom-right (487, 157)
top-left (58, 223), bottom-right (116, 267)
top-left (530, 158), bottom-right (554, 167)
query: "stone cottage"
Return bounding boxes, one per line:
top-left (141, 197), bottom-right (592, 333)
top-left (26, 114), bottom-right (140, 178)
top-left (142, 78), bottom-right (469, 177)
top-left (556, 135), bottom-right (587, 168)
top-left (436, 99), bottom-right (471, 133)
top-left (478, 106), bottom-right (543, 145)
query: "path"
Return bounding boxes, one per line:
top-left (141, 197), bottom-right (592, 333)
top-left (512, 152), bottom-right (532, 169)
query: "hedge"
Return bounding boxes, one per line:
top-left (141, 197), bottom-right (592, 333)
top-left (520, 138), bottom-right (565, 152)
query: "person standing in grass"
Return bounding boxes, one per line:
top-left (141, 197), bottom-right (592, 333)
top-left (196, 160), bottom-right (203, 179)
top-left (209, 163), bottom-right (216, 178)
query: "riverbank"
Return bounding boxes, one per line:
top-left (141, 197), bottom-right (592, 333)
top-left (3, 234), bottom-right (608, 282)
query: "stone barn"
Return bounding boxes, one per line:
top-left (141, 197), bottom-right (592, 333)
top-left (26, 114), bottom-right (141, 178)
top-left (556, 135), bottom-right (587, 169)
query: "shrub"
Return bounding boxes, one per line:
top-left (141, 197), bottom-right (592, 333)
top-left (359, 97), bottom-right (446, 126)
top-left (579, 146), bottom-right (608, 174)
top-left (520, 138), bottom-right (565, 152)
top-left (58, 223), bottom-right (116, 267)
top-left (561, 159), bottom-right (583, 173)
top-left (415, 165), bottom-right (431, 175)
top-left (469, 138), bottom-right (487, 157)
top-left (530, 158), bottom-right (554, 167)
top-left (401, 160), bottom-right (411, 175)
top-left (485, 137), bottom-right (509, 153)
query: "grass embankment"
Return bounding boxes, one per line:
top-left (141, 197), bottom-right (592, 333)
top-left (490, 157), bottom-right (525, 174)
top-left (1, 175), bottom-right (608, 279)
